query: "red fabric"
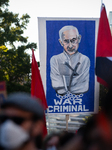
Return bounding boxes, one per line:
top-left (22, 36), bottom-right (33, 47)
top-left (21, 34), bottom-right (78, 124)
top-left (31, 49), bottom-right (48, 137)
top-left (96, 4), bottom-right (112, 57)
top-left (96, 4), bottom-right (112, 86)
top-left (97, 76), bottom-right (109, 87)
top-left (97, 112), bottom-right (112, 142)
top-left (0, 81), bottom-right (6, 91)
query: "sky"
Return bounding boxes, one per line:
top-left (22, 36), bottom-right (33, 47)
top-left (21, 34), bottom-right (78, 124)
top-left (8, 0), bottom-right (112, 61)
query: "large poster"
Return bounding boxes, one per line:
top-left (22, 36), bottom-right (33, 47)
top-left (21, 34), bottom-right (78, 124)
top-left (38, 18), bottom-right (99, 114)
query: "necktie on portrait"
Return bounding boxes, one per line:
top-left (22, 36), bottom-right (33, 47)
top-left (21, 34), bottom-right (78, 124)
top-left (95, 3), bottom-right (112, 87)
top-left (31, 49), bottom-right (48, 137)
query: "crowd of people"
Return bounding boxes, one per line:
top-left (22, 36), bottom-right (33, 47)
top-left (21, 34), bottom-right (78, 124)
top-left (0, 90), bottom-right (112, 150)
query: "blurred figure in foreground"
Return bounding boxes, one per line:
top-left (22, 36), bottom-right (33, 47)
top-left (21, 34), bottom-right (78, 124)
top-left (57, 116), bottom-right (110, 150)
top-left (43, 131), bottom-right (75, 150)
top-left (58, 89), bottom-right (112, 150)
top-left (58, 131), bottom-right (75, 148)
top-left (0, 92), bottom-right (44, 150)
top-left (43, 132), bottom-right (60, 150)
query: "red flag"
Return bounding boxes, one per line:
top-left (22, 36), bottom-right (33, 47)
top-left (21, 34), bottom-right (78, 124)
top-left (31, 49), bottom-right (48, 137)
top-left (96, 4), bottom-right (112, 87)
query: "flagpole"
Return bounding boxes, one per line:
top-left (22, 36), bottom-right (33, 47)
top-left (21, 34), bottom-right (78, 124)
top-left (101, 0), bottom-right (103, 4)
top-left (47, 108), bottom-right (51, 133)
top-left (66, 114), bottom-right (69, 131)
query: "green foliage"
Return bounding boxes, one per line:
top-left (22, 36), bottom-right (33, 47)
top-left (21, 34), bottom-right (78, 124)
top-left (7, 82), bottom-right (31, 93)
top-left (0, 0), bottom-right (37, 94)
top-left (0, 0), bottom-right (9, 7)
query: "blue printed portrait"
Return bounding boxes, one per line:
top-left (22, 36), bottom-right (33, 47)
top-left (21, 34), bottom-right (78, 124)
top-left (46, 20), bottom-right (96, 114)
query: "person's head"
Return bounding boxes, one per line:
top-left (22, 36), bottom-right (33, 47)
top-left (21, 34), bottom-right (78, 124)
top-left (59, 25), bottom-right (81, 55)
top-left (43, 132), bottom-right (60, 150)
top-left (0, 92), bottom-right (44, 150)
top-left (81, 115), bottom-right (112, 150)
top-left (58, 131), bottom-right (75, 148)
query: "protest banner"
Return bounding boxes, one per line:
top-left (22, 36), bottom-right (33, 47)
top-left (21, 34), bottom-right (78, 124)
top-left (38, 18), bottom-right (99, 114)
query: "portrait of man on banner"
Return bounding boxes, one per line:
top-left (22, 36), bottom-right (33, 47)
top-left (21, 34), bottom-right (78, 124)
top-left (44, 19), bottom-right (97, 113)
top-left (50, 25), bottom-right (90, 96)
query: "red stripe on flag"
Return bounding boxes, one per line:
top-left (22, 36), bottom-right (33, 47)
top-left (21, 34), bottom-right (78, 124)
top-left (31, 49), bottom-right (48, 137)
top-left (96, 4), bottom-right (112, 87)
top-left (96, 4), bottom-right (112, 57)
top-left (31, 49), bottom-right (48, 109)
top-left (97, 77), bottom-right (109, 87)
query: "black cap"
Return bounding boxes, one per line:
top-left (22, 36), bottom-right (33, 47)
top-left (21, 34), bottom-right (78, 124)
top-left (1, 92), bottom-right (44, 120)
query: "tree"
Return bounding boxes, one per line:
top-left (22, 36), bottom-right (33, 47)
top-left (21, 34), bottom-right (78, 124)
top-left (0, 0), bottom-right (37, 93)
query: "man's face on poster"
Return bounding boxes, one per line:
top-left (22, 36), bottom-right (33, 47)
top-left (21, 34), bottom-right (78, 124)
top-left (60, 29), bottom-right (80, 55)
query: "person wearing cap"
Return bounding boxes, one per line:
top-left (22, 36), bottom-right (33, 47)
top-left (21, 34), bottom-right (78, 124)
top-left (0, 92), bottom-right (44, 150)
top-left (50, 25), bottom-right (90, 95)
